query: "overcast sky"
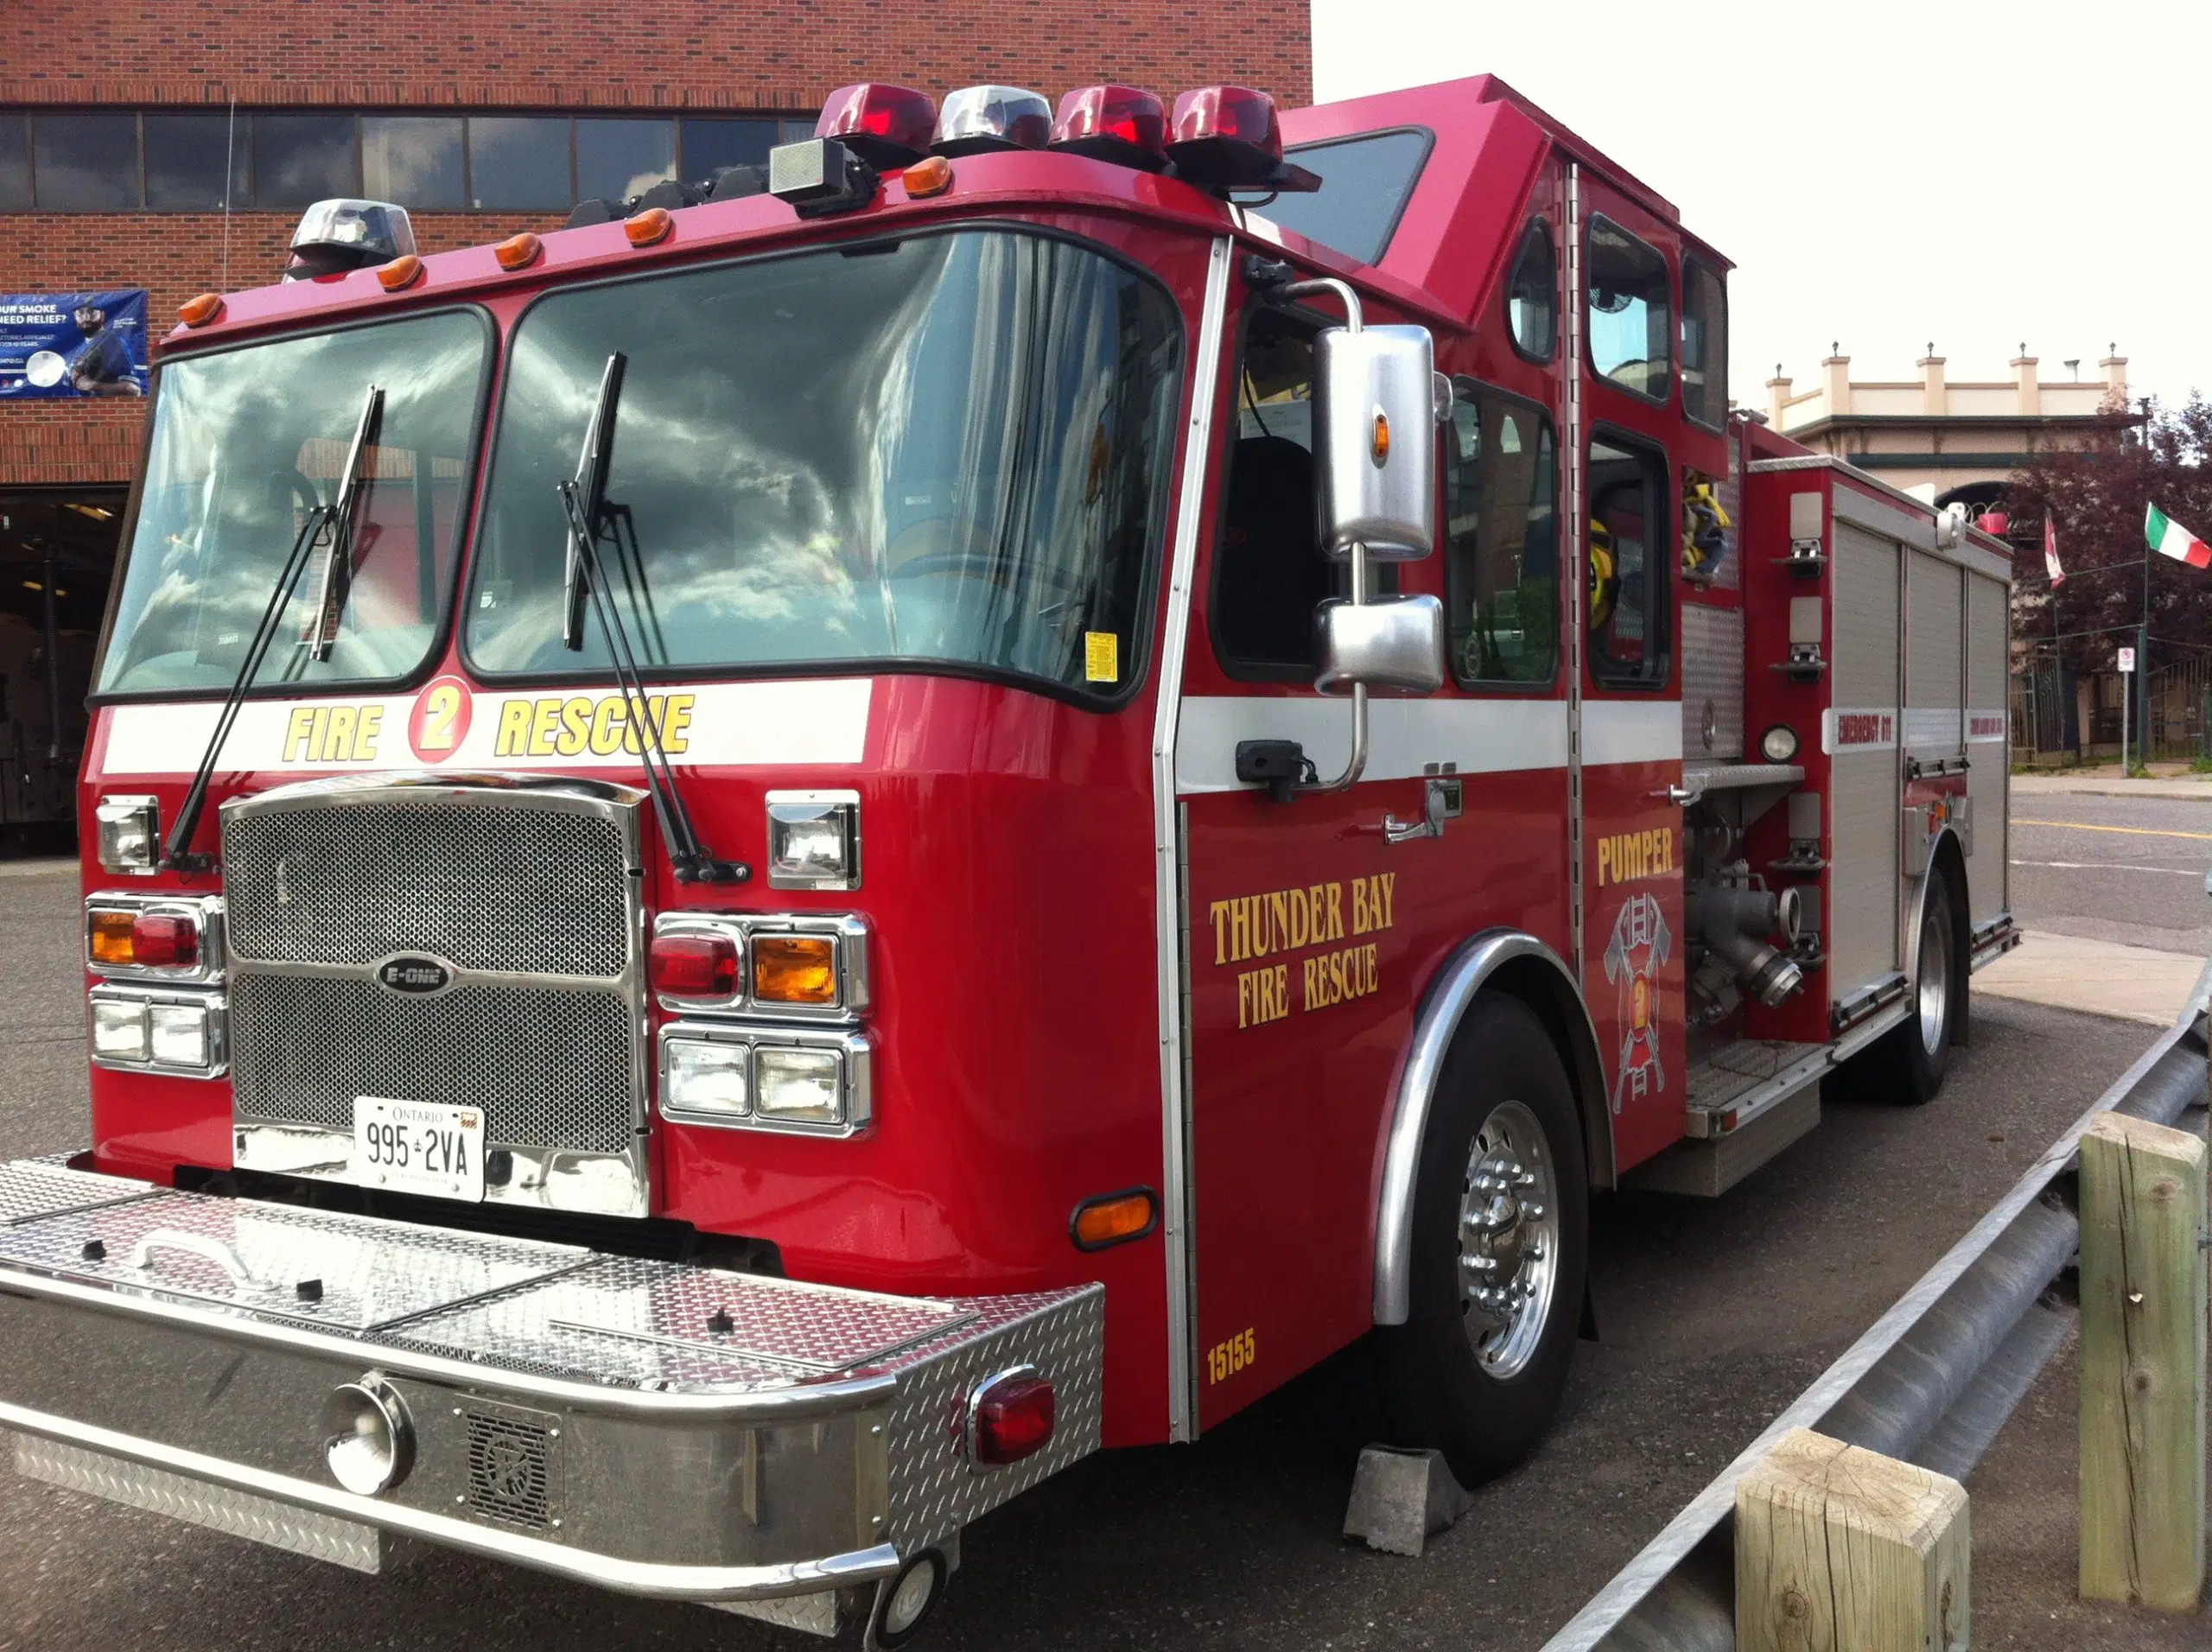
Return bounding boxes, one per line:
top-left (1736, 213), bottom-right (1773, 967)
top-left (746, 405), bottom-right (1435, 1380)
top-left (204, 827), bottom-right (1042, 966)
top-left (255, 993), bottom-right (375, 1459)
top-left (1309, 0), bottom-right (2199, 414)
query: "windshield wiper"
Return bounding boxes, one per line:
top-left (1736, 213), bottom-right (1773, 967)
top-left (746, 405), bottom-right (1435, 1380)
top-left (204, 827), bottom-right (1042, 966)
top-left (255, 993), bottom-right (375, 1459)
top-left (164, 383), bottom-right (384, 872)
top-left (308, 384), bottom-right (383, 661)
top-left (556, 353), bottom-right (747, 885)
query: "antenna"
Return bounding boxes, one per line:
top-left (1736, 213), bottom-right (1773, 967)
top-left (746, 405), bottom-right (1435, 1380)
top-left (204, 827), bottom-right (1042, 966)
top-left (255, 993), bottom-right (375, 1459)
top-left (219, 96), bottom-right (237, 292)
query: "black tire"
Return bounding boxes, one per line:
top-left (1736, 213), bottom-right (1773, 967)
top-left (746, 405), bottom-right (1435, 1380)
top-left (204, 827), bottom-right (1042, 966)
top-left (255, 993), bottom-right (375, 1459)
top-left (1872, 873), bottom-right (1959, 1105)
top-left (1370, 995), bottom-right (1590, 1485)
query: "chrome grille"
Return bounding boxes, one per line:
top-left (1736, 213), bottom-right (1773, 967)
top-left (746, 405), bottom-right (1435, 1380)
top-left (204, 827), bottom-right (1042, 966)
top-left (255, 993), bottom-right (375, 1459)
top-left (223, 799), bottom-right (630, 977)
top-left (464, 1404), bottom-right (557, 1528)
top-left (229, 974), bottom-right (634, 1154)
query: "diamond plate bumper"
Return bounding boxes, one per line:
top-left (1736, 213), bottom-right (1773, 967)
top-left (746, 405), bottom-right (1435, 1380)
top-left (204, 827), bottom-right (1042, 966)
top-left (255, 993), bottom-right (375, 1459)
top-left (0, 1160), bottom-right (1102, 1611)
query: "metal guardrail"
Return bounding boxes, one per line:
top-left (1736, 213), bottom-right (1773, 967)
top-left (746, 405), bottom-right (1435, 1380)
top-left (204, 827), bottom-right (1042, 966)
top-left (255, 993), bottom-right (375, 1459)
top-left (1542, 973), bottom-right (2212, 1652)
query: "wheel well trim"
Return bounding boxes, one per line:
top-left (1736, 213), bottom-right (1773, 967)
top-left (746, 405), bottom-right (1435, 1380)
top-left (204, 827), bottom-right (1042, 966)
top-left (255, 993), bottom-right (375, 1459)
top-left (1373, 929), bottom-right (1610, 1326)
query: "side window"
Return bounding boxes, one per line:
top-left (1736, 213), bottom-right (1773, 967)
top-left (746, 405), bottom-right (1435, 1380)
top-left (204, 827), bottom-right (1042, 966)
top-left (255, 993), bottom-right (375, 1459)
top-left (1211, 308), bottom-right (1392, 678)
top-left (1587, 434), bottom-right (1670, 688)
top-left (1586, 217), bottom-right (1671, 402)
top-left (1446, 383), bottom-right (1558, 686)
top-left (1505, 221), bottom-right (1556, 362)
top-left (1681, 258), bottom-right (1727, 429)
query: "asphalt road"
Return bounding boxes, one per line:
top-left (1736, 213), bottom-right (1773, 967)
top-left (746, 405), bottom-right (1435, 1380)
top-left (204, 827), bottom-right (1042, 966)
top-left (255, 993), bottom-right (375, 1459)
top-left (0, 858), bottom-right (2169, 1651)
top-left (2009, 790), bottom-right (2212, 955)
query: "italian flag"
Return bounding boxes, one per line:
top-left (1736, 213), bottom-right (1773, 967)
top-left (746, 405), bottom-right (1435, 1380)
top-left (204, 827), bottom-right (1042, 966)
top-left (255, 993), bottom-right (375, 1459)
top-left (2147, 503), bottom-right (2212, 569)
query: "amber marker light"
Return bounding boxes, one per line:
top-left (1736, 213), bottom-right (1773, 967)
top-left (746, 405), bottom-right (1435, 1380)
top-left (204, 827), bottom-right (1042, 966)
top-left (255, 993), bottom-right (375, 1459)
top-left (88, 909), bottom-right (137, 968)
top-left (1371, 410), bottom-right (1391, 462)
top-left (493, 232), bottom-right (542, 270)
top-left (625, 207), bottom-right (674, 247)
top-left (752, 935), bottom-right (838, 1006)
top-left (901, 155), bottom-right (954, 199)
top-left (376, 254), bottom-right (423, 291)
top-left (178, 292), bottom-right (224, 327)
top-left (1071, 1187), bottom-right (1159, 1251)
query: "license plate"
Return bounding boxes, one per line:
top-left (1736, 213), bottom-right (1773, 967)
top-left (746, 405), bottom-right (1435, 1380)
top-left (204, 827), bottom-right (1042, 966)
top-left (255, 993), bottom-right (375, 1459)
top-left (353, 1096), bottom-right (486, 1203)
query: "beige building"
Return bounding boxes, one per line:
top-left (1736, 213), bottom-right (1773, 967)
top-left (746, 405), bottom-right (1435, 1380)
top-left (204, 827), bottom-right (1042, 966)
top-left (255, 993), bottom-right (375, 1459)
top-left (1766, 346), bottom-right (2131, 511)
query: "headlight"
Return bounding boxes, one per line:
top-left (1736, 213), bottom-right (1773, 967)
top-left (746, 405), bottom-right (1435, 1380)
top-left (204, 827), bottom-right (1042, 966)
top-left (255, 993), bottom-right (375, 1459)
top-left (755, 1045), bottom-right (845, 1124)
top-left (95, 796), bottom-right (160, 874)
top-left (766, 791), bottom-right (861, 891)
top-left (1760, 724), bottom-right (1801, 764)
top-left (663, 1036), bottom-right (751, 1120)
top-left (92, 998), bottom-right (149, 1063)
top-left (149, 1003), bottom-right (210, 1068)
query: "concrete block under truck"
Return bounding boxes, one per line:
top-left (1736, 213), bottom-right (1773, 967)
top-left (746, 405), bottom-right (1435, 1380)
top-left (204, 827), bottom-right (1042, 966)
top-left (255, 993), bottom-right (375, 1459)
top-left (2, 72), bottom-right (2016, 1643)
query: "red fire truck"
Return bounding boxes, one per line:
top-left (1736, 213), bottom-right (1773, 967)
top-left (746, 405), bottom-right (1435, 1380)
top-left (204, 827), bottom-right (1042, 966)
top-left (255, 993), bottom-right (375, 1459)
top-left (0, 73), bottom-right (2012, 1644)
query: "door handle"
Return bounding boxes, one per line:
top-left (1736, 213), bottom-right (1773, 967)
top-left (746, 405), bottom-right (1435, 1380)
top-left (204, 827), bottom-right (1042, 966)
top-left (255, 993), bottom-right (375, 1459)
top-left (1382, 776), bottom-right (1463, 844)
top-left (1649, 780), bottom-right (1705, 808)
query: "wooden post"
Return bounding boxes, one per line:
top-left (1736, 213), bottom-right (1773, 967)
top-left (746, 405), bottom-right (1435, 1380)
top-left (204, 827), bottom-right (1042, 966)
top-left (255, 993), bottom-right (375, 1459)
top-left (1736, 1426), bottom-right (1970, 1652)
top-left (2078, 1111), bottom-right (2208, 1610)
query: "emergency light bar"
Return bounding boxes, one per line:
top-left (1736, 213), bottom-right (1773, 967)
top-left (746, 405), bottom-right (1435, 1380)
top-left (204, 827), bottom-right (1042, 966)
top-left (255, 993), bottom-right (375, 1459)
top-left (932, 85), bottom-right (1052, 155)
top-left (1165, 86), bottom-right (1320, 192)
top-left (1049, 85), bottom-right (1169, 170)
top-left (283, 199), bottom-right (416, 283)
top-left (815, 82), bottom-right (938, 168)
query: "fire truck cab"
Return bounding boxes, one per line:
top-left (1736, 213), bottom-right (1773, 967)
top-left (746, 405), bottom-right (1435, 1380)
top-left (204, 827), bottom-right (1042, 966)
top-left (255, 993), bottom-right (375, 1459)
top-left (0, 73), bottom-right (2012, 1643)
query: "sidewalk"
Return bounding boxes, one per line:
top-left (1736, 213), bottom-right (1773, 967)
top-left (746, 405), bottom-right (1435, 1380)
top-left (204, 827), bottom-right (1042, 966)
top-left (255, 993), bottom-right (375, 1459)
top-left (2011, 771), bottom-right (2212, 802)
top-left (1976, 931), bottom-right (2209, 1026)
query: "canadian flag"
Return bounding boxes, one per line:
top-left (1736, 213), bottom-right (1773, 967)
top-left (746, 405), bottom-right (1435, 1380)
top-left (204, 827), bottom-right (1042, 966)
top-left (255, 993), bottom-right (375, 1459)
top-left (2044, 516), bottom-right (2064, 586)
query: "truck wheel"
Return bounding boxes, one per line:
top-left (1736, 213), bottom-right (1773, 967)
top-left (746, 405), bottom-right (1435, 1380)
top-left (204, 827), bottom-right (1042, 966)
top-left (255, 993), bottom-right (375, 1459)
top-left (1371, 995), bottom-right (1589, 1486)
top-left (1875, 874), bottom-right (1958, 1105)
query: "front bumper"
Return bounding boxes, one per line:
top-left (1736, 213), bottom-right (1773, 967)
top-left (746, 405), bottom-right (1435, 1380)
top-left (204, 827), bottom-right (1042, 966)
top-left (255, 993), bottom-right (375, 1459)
top-left (0, 1159), bottom-right (1101, 1625)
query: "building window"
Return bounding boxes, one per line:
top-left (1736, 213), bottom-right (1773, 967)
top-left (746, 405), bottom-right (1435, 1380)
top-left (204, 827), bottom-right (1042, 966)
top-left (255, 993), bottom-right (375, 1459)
top-left (1446, 382), bottom-right (1558, 686)
top-left (32, 113), bottom-right (139, 211)
top-left (576, 118), bottom-right (676, 203)
top-left (1586, 216), bottom-right (1671, 402)
top-left (363, 116), bottom-right (465, 211)
top-left (252, 113), bottom-right (359, 209)
top-left (0, 112), bottom-right (31, 210)
top-left (1681, 257), bottom-right (1727, 430)
top-left (678, 117), bottom-right (781, 181)
top-left (1587, 431), bottom-right (1670, 688)
top-left (1505, 219), bottom-right (1555, 362)
top-left (144, 113), bottom-right (246, 210)
top-left (467, 116), bottom-right (572, 210)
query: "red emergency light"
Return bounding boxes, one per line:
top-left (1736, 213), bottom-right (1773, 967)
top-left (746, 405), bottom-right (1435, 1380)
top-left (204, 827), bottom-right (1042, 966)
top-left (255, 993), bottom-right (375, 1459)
top-left (933, 85), bottom-right (1052, 156)
top-left (1164, 85), bottom-right (1320, 193)
top-left (1048, 85), bottom-right (1169, 171)
top-left (816, 83), bottom-right (938, 169)
top-left (969, 1369), bottom-right (1057, 1465)
top-left (650, 931), bottom-right (739, 1000)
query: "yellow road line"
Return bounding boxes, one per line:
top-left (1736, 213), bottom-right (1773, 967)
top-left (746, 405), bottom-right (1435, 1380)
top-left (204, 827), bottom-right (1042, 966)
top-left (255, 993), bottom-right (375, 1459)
top-left (2014, 817), bottom-right (2212, 842)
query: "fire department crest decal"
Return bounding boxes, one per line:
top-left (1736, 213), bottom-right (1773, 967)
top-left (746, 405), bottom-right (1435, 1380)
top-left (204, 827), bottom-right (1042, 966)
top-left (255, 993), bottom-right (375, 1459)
top-left (1602, 893), bottom-right (1673, 1112)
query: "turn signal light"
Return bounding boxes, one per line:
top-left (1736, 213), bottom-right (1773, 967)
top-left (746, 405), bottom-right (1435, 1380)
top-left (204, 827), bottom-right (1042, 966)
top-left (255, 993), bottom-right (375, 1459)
top-left (1072, 1189), bottom-right (1157, 1250)
top-left (650, 931), bottom-right (739, 999)
top-left (1166, 85), bottom-right (1287, 186)
top-left (88, 910), bottom-right (137, 967)
top-left (816, 82), bottom-right (938, 169)
top-left (901, 156), bottom-right (954, 200)
top-left (493, 232), bottom-right (542, 270)
top-left (624, 206), bottom-right (673, 247)
top-left (753, 935), bottom-right (837, 1006)
top-left (178, 292), bottom-right (224, 327)
top-left (1371, 411), bottom-right (1391, 463)
top-left (1049, 86), bottom-right (1168, 169)
top-left (969, 1369), bottom-right (1056, 1466)
top-left (376, 254), bottom-right (423, 290)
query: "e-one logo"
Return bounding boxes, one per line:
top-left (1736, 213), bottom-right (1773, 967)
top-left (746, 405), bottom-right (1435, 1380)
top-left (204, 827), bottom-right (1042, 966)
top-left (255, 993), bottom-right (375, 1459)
top-left (376, 956), bottom-right (452, 996)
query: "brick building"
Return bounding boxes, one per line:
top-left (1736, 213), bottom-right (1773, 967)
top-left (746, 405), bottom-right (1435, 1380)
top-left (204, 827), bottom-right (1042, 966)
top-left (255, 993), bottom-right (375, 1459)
top-left (0, 1), bottom-right (1312, 827)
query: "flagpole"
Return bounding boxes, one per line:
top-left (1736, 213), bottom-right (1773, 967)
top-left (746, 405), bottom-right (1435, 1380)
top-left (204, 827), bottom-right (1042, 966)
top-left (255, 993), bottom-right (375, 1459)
top-left (2139, 396), bottom-right (2153, 762)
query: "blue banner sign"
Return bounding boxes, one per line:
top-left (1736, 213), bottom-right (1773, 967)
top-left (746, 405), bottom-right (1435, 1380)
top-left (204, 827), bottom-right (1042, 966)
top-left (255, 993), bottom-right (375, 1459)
top-left (0, 289), bottom-right (148, 399)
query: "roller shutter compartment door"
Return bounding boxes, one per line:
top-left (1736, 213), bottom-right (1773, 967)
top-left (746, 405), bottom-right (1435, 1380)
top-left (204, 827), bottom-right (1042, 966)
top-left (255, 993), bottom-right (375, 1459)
top-left (1964, 571), bottom-right (2010, 926)
top-left (1827, 523), bottom-right (1903, 992)
top-left (1905, 550), bottom-right (1964, 756)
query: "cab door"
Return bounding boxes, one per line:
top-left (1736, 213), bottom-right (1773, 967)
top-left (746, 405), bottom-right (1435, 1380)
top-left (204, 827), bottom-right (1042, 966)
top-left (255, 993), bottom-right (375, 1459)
top-left (1571, 187), bottom-right (1688, 1175)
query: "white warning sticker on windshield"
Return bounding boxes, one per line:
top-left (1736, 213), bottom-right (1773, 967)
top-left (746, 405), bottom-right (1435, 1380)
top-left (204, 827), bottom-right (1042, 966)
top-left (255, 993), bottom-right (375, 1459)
top-left (99, 676), bottom-right (874, 776)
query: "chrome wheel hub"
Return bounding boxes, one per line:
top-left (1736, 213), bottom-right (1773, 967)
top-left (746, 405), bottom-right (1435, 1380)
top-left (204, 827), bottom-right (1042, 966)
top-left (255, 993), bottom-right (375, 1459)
top-left (1917, 903), bottom-right (1951, 1056)
top-left (1457, 1099), bottom-right (1560, 1379)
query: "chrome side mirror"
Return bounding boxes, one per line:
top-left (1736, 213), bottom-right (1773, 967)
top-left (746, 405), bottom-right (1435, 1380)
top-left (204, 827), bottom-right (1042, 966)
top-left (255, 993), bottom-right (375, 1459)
top-left (1315, 595), bottom-right (1446, 696)
top-left (1313, 323), bottom-right (1446, 561)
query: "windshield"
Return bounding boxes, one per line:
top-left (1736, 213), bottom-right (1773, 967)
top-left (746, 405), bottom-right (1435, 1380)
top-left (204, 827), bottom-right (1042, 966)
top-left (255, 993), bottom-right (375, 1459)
top-left (98, 310), bottom-right (489, 696)
top-left (465, 229), bottom-right (1183, 696)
